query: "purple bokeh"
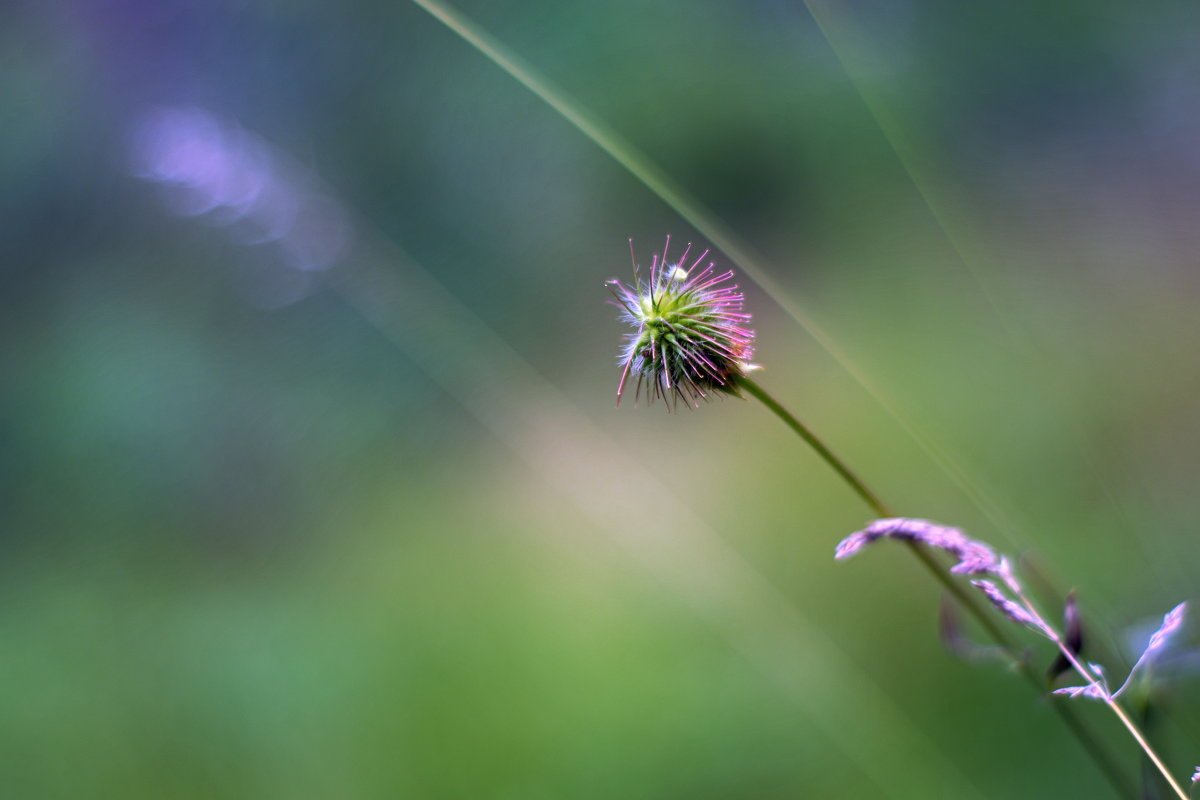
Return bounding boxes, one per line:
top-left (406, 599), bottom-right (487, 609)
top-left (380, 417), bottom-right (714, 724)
top-left (131, 105), bottom-right (353, 305)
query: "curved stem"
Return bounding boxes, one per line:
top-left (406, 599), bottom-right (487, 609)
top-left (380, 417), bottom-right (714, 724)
top-left (737, 376), bottom-right (891, 517)
top-left (736, 374), bottom-right (1136, 798)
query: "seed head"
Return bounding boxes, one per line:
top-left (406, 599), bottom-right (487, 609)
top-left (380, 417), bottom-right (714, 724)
top-left (835, 517), bottom-right (1000, 576)
top-left (607, 236), bottom-right (755, 409)
top-left (970, 579), bottom-right (1041, 631)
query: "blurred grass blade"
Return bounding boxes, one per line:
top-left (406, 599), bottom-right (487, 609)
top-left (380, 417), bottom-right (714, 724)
top-left (795, 0), bottom-right (1180, 602)
top-left (408, 0), bottom-right (1028, 552)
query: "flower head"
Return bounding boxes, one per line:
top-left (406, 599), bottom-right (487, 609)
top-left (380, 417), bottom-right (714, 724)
top-left (608, 236), bottom-right (755, 408)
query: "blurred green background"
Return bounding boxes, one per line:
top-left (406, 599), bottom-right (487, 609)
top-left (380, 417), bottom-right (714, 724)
top-left (4, 0), bottom-right (1200, 797)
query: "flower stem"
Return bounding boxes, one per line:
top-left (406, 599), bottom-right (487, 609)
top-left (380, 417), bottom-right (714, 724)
top-left (736, 374), bottom-right (1136, 798)
top-left (737, 376), bottom-right (891, 517)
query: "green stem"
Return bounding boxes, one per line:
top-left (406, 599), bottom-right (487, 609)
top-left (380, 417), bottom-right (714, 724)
top-left (736, 374), bottom-right (1135, 798)
top-left (737, 376), bottom-right (891, 517)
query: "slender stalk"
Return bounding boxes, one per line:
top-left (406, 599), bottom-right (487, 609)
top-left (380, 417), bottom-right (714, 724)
top-left (1010, 587), bottom-right (1189, 800)
top-left (739, 373), bottom-right (1011, 645)
top-left (737, 376), bottom-right (890, 517)
top-left (736, 374), bottom-right (1136, 798)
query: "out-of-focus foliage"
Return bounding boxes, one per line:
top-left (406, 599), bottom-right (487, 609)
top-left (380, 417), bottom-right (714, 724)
top-left (3, 0), bottom-right (1200, 797)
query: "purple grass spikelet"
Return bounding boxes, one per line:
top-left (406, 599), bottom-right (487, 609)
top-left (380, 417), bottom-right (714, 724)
top-left (1053, 683), bottom-right (1108, 700)
top-left (835, 518), bottom-right (1000, 575)
top-left (1142, 602), bottom-right (1187, 665)
top-left (972, 579), bottom-right (1041, 630)
top-left (1047, 590), bottom-right (1085, 683)
top-left (835, 516), bottom-right (1194, 793)
top-left (608, 236), bottom-right (756, 409)
top-left (1101, 602), bottom-right (1190, 699)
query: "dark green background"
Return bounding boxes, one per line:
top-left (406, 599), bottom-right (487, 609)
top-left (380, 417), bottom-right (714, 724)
top-left (4, 0), bottom-right (1199, 797)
